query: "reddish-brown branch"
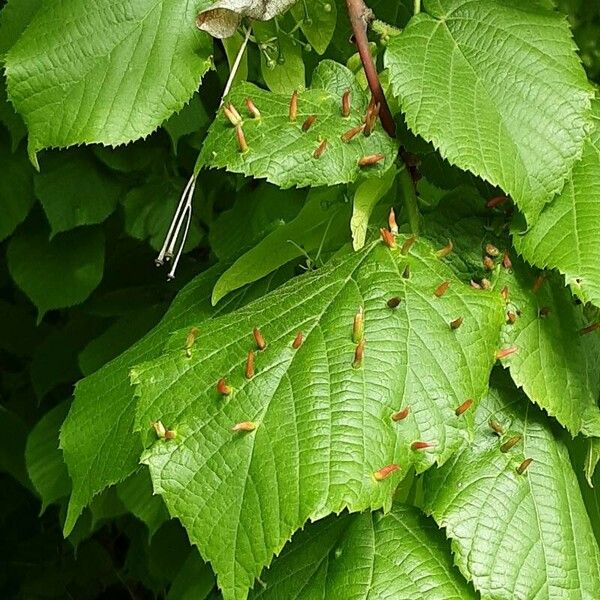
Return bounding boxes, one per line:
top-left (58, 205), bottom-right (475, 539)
top-left (345, 0), bottom-right (396, 138)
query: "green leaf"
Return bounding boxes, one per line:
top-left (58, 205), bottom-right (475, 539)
top-left (25, 401), bottom-right (72, 512)
top-left (422, 369), bottom-right (600, 599)
top-left (7, 220), bottom-right (105, 321)
top-left (251, 504), bottom-right (475, 599)
top-left (0, 77), bottom-right (26, 150)
top-left (211, 187), bottom-right (351, 304)
top-left (0, 0), bottom-right (41, 56)
top-left (0, 132), bottom-right (35, 241)
top-left (5, 0), bottom-right (214, 161)
top-left (0, 405), bottom-right (29, 487)
top-left (198, 79), bottom-right (398, 188)
top-left (292, 0), bottom-right (337, 55)
top-left (132, 236), bottom-right (504, 600)
top-left (35, 151), bottom-right (123, 237)
top-left (167, 551), bottom-right (216, 600)
top-left (514, 99), bottom-right (600, 306)
top-left (60, 264), bottom-right (285, 536)
top-left (163, 95), bottom-right (210, 154)
top-left (385, 0), bottom-right (594, 223)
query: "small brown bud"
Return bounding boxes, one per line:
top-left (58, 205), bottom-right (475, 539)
top-left (388, 208), bottom-right (398, 234)
top-left (434, 281), bottom-right (449, 298)
top-left (400, 235), bottom-right (417, 255)
top-left (387, 297), bottom-right (401, 309)
top-left (500, 435), bottom-right (522, 453)
top-left (232, 421), bottom-right (257, 432)
top-left (292, 331), bottom-right (304, 349)
top-left (392, 406), bottom-right (410, 421)
top-left (253, 327), bottom-right (267, 351)
top-left (380, 228), bottom-right (396, 249)
top-left (436, 239), bottom-right (453, 258)
top-left (517, 458), bottom-right (533, 475)
top-left (313, 139), bottom-right (328, 159)
top-left (352, 339), bottom-right (365, 369)
top-left (185, 326), bottom-right (199, 357)
top-left (489, 419), bottom-right (504, 435)
top-left (533, 275), bottom-right (545, 293)
top-left (455, 399), bottom-right (473, 416)
top-left (352, 307), bottom-right (364, 343)
top-left (302, 114), bottom-right (317, 132)
top-left (579, 322), bottom-right (600, 336)
top-left (373, 464), bottom-right (400, 481)
top-left (341, 89), bottom-right (351, 117)
top-left (244, 97), bottom-right (261, 119)
top-left (502, 251), bottom-right (512, 270)
top-left (341, 124), bottom-right (365, 142)
top-left (450, 317), bottom-right (463, 330)
top-left (496, 347), bottom-right (518, 359)
top-left (289, 90), bottom-right (298, 122)
top-left (539, 306), bottom-right (551, 319)
top-left (485, 243), bottom-right (500, 257)
top-left (411, 441), bottom-right (434, 451)
top-left (236, 125), bottom-right (249, 153)
top-left (486, 195), bottom-right (507, 209)
top-left (500, 286), bottom-right (509, 302)
top-left (483, 255), bottom-right (495, 271)
top-left (358, 154), bottom-right (385, 167)
top-left (217, 377), bottom-right (232, 396)
top-left (506, 312), bottom-right (517, 324)
top-left (245, 350), bottom-right (255, 379)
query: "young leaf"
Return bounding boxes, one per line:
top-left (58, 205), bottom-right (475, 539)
top-left (7, 221), bottom-right (105, 321)
top-left (250, 505), bottom-right (475, 599)
top-left (132, 237), bottom-right (504, 600)
top-left (25, 401), bottom-right (72, 512)
top-left (385, 0), bottom-right (594, 223)
top-left (422, 369), bottom-right (600, 600)
top-left (167, 550), bottom-right (216, 600)
top-left (291, 0), bottom-right (337, 55)
top-left (5, 0), bottom-right (214, 162)
top-left (198, 79), bottom-right (398, 188)
top-left (514, 99), bottom-right (600, 307)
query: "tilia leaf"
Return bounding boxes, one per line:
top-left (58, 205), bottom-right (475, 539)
top-left (385, 0), bottom-right (594, 223)
top-left (131, 236), bottom-right (504, 600)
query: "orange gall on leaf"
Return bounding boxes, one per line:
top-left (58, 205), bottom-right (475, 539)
top-left (496, 347), bottom-right (518, 360)
top-left (485, 243), bottom-right (500, 257)
top-left (341, 89), bottom-right (351, 117)
top-left (400, 235), bottom-right (417, 255)
top-left (455, 399), bottom-right (473, 416)
top-left (358, 154), bottom-right (385, 167)
top-left (217, 377), bottom-right (232, 396)
top-left (502, 251), bottom-right (513, 270)
top-left (506, 311), bottom-right (517, 324)
top-left (289, 90), bottom-right (298, 122)
top-left (364, 102), bottom-right (380, 136)
top-left (436, 239), bottom-right (453, 258)
top-left (486, 195), bottom-right (507, 209)
top-left (373, 464), bottom-right (400, 481)
top-left (489, 419), bottom-right (504, 435)
top-left (292, 331), bottom-right (304, 349)
top-left (500, 286), bottom-right (509, 302)
top-left (500, 435), bottom-right (522, 453)
top-left (380, 228), bottom-right (396, 249)
top-left (411, 441), bottom-right (435, 451)
top-left (450, 317), bottom-right (463, 330)
top-left (579, 322), bottom-right (600, 336)
top-left (302, 114), bottom-right (317, 132)
top-left (352, 339), bottom-right (365, 369)
top-left (517, 458), bottom-right (533, 475)
top-left (185, 326), bottom-right (199, 357)
top-left (313, 139), bottom-right (328, 159)
top-left (392, 406), bottom-right (410, 421)
top-left (245, 350), bottom-right (255, 379)
top-left (253, 327), bottom-right (266, 351)
top-left (483, 255), bottom-right (495, 271)
top-left (164, 429), bottom-right (177, 440)
top-left (236, 125), bottom-right (249, 153)
top-left (152, 420), bottom-right (167, 439)
top-left (352, 307), bottom-right (364, 343)
top-left (481, 278), bottom-right (491, 290)
top-left (388, 208), bottom-right (398, 234)
top-left (434, 281), bottom-right (449, 298)
top-left (232, 421), bottom-right (257, 433)
top-left (387, 297), bottom-right (401, 309)
top-left (223, 103), bottom-right (242, 126)
top-left (341, 124), bottom-right (365, 142)
top-left (533, 275), bottom-right (545, 293)
top-left (244, 97), bottom-right (261, 119)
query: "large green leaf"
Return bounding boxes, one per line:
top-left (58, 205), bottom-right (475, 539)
top-left (250, 504), bottom-right (475, 599)
top-left (422, 369), bottom-right (600, 599)
top-left (514, 99), bottom-right (600, 307)
top-left (132, 236), bottom-right (504, 600)
top-left (5, 0), bottom-right (213, 162)
top-left (385, 0), bottom-right (593, 223)
top-left (198, 74), bottom-right (398, 188)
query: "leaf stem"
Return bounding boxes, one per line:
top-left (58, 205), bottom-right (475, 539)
top-left (398, 166), bottom-right (420, 234)
top-left (344, 0), bottom-right (396, 137)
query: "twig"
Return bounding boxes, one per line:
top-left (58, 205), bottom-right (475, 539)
top-left (345, 0), bottom-right (396, 137)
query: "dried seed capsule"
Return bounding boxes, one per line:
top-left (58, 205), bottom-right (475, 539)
top-left (400, 235), bottom-right (416, 255)
top-left (292, 331), bottom-right (304, 348)
top-left (236, 125), bottom-right (249, 153)
top-left (152, 420), bottom-right (167, 438)
top-left (380, 228), bottom-right (396, 249)
top-left (223, 103), bottom-right (242, 126)
top-left (352, 307), bottom-right (364, 343)
top-left (434, 281), bottom-right (449, 297)
top-left (341, 124), bottom-right (365, 142)
top-left (500, 286), bottom-right (509, 302)
top-left (302, 115), bottom-right (317, 131)
top-left (496, 347), bottom-right (518, 359)
top-left (485, 243), bottom-right (500, 257)
top-left (387, 297), bottom-right (401, 309)
top-left (352, 340), bottom-right (365, 369)
top-left (411, 441), bottom-right (434, 451)
top-left (579, 322), bottom-right (600, 335)
top-left (539, 306), bottom-right (551, 318)
top-left (232, 421), bottom-right (257, 432)
top-left (245, 97), bottom-right (261, 119)
top-left (388, 208), bottom-right (398, 234)
top-left (392, 406), bottom-right (410, 421)
top-left (486, 195), bottom-right (507, 209)
top-left (517, 458), bottom-right (533, 475)
top-left (455, 399), bottom-right (473, 416)
top-left (533, 275), bottom-right (545, 293)
top-left (185, 326), bottom-right (199, 357)
top-left (253, 327), bottom-right (267, 351)
top-left (502, 251), bottom-right (512, 269)
top-left (289, 90), bottom-right (298, 122)
top-left (358, 154), bottom-right (385, 167)
top-left (313, 139), bottom-right (328, 159)
top-left (483, 256), bottom-right (495, 271)
top-left (489, 419), bottom-right (504, 435)
top-left (341, 89), bottom-right (351, 117)
top-left (450, 317), bottom-right (463, 330)
top-left (436, 239), bottom-right (453, 258)
top-left (373, 464), bottom-right (400, 481)
top-left (506, 312), bottom-right (517, 324)
top-left (245, 350), bottom-right (255, 379)
top-left (217, 378), bottom-right (232, 396)
top-left (500, 435), bottom-right (522, 453)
